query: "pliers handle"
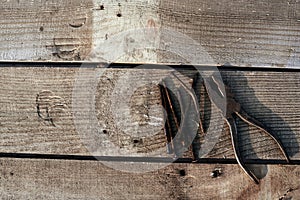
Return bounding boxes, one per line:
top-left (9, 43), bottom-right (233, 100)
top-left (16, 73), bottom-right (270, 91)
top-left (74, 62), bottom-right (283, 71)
top-left (204, 72), bottom-right (290, 184)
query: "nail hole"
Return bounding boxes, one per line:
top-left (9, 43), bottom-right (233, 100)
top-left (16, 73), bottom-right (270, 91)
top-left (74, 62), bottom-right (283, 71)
top-left (39, 26), bottom-right (44, 32)
top-left (100, 5), bottom-right (104, 10)
top-left (103, 130), bottom-right (108, 134)
top-left (10, 172), bottom-right (14, 176)
top-left (179, 169), bottom-right (186, 176)
top-left (117, 13), bottom-right (122, 17)
top-left (132, 138), bottom-right (143, 145)
top-left (133, 139), bottom-right (139, 144)
top-left (210, 168), bottom-right (222, 178)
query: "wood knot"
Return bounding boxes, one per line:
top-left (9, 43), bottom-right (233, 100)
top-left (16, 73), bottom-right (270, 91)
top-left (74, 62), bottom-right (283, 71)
top-left (36, 90), bottom-right (68, 126)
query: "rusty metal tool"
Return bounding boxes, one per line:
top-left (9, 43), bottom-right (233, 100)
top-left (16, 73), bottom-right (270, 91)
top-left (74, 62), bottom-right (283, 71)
top-left (203, 72), bottom-right (290, 184)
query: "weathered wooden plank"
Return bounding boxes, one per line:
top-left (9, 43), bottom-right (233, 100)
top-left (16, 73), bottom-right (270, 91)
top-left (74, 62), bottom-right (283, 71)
top-left (0, 158), bottom-right (299, 199)
top-left (0, 66), bottom-right (299, 161)
top-left (158, 0), bottom-right (300, 67)
top-left (0, 0), bottom-right (160, 62)
top-left (0, 0), bottom-right (94, 61)
top-left (1, 0), bottom-right (299, 67)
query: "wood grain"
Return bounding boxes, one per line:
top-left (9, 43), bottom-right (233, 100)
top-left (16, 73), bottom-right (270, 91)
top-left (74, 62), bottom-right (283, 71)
top-left (0, 158), bottom-right (299, 199)
top-left (0, 66), bottom-right (299, 162)
top-left (0, 0), bottom-right (94, 61)
top-left (1, 0), bottom-right (300, 198)
top-left (158, 0), bottom-right (300, 67)
top-left (1, 0), bottom-right (299, 67)
top-left (0, 0), bottom-right (160, 62)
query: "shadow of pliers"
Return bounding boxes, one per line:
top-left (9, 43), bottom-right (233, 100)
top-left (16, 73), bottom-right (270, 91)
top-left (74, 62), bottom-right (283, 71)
top-left (203, 72), bottom-right (290, 184)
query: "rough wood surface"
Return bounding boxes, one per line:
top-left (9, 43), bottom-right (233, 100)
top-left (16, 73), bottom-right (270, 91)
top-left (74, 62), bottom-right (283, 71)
top-left (1, 0), bottom-right (300, 198)
top-left (0, 66), bottom-right (299, 162)
top-left (1, 0), bottom-right (299, 67)
top-left (159, 0), bottom-right (300, 67)
top-left (0, 0), bottom-right (94, 61)
top-left (0, 158), bottom-right (299, 199)
top-left (0, 0), bottom-right (160, 62)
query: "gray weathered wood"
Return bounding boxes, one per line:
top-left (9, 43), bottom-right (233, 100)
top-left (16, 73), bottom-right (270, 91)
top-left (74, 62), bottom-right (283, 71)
top-left (0, 158), bottom-right (299, 199)
top-left (0, 0), bottom-right (299, 67)
top-left (158, 0), bottom-right (300, 67)
top-left (0, 66), bottom-right (299, 161)
top-left (1, 0), bottom-right (300, 198)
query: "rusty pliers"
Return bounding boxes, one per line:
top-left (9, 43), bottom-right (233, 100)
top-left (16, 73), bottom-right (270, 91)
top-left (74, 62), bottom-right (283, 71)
top-left (160, 71), bottom-right (290, 184)
top-left (203, 72), bottom-right (290, 184)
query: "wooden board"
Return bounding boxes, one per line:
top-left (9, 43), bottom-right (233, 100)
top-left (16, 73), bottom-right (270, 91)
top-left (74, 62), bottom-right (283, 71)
top-left (0, 0), bottom-right (94, 61)
top-left (1, 0), bottom-right (300, 198)
top-left (159, 0), bottom-right (300, 67)
top-left (0, 158), bottom-right (299, 199)
top-left (0, 65), bottom-right (299, 162)
top-left (0, 0), bottom-right (159, 62)
top-left (1, 0), bottom-right (299, 67)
